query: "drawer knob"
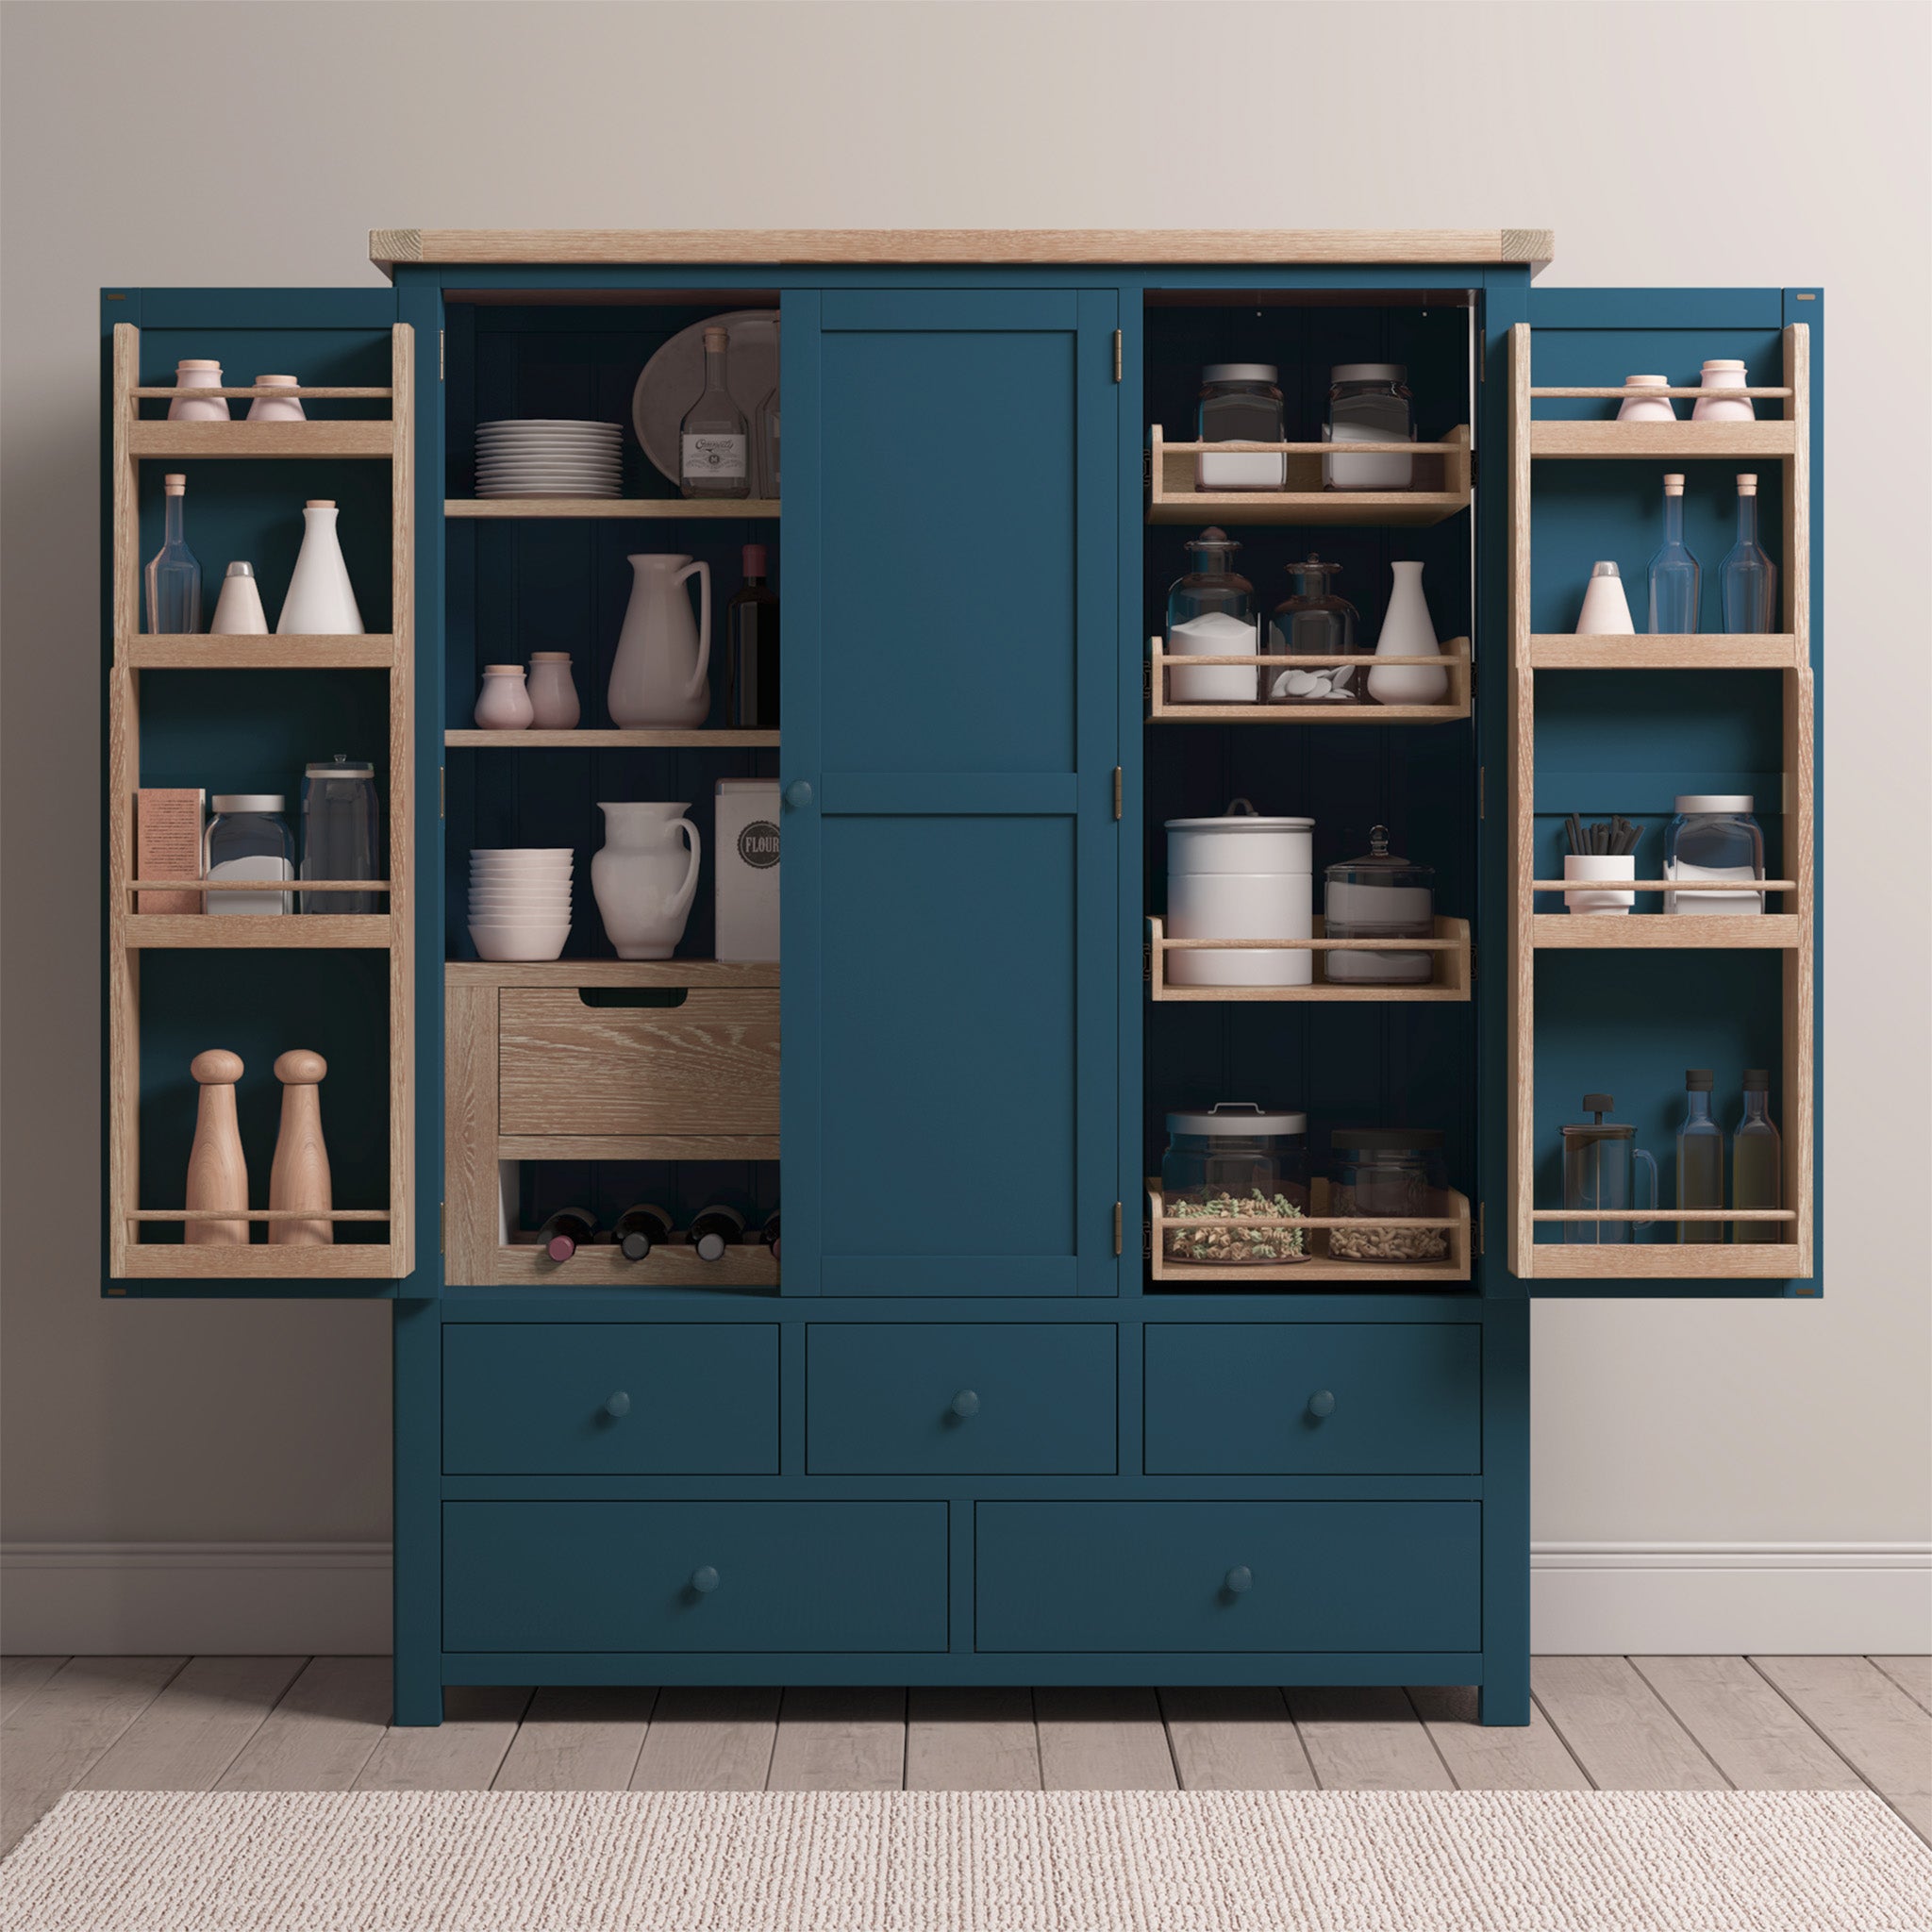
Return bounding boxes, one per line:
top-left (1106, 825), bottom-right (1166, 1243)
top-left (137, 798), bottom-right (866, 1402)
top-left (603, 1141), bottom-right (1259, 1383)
top-left (784, 779), bottom-right (813, 811)
top-left (1224, 1565), bottom-right (1254, 1595)
top-left (691, 1565), bottom-right (720, 1594)
top-left (950, 1389), bottom-right (981, 1419)
top-left (604, 1391), bottom-right (631, 1418)
top-left (1307, 1390), bottom-right (1336, 1419)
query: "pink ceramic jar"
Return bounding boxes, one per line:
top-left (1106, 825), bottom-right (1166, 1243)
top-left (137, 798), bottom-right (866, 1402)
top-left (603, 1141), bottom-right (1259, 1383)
top-left (1691, 359), bottom-right (1755, 422)
top-left (526, 652), bottom-right (581, 729)
top-left (474, 664), bottom-right (534, 730)
top-left (1616, 375), bottom-right (1676, 423)
top-left (247, 375), bottom-right (306, 423)
top-left (169, 359), bottom-right (230, 421)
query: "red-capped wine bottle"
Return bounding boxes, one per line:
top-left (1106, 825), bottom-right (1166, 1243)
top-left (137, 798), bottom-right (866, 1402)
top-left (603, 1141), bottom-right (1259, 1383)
top-left (614, 1203), bottom-right (674, 1262)
top-left (538, 1208), bottom-right (596, 1262)
top-left (725, 544), bottom-right (779, 729)
top-left (758, 1209), bottom-right (781, 1263)
top-left (688, 1204), bottom-right (745, 1262)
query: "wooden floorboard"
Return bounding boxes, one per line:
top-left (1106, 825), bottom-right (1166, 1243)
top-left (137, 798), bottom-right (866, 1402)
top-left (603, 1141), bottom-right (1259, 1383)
top-left (1752, 1655), bottom-right (1932, 1841)
top-left (629, 1686), bottom-right (778, 1791)
top-left (1872, 1656), bottom-right (1932, 1716)
top-left (492, 1685), bottom-right (658, 1791)
top-left (1036, 1687), bottom-right (1177, 1790)
top-left (906, 1687), bottom-right (1040, 1790)
top-left (0, 1657), bottom-right (68, 1720)
top-left (1159, 1685), bottom-right (1316, 1790)
top-left (1407, 1684), bottom-right (1592, 1790)
top-left (1286, 1686), bottom-right (1455, 1790)
top-left (1532, 1656), bottom-right (1729, 1790)
top-left (766, 1687), bottom-right (907, 1791)
top-left (353, 1685), bottom-right (532, 1791)
top-left (1632, 1656), bottom-right (1866, 1790)
top-left (219, 1657), bottom-right (393, 1790)
top-left (77, 1656), bottom-right (303, 1792)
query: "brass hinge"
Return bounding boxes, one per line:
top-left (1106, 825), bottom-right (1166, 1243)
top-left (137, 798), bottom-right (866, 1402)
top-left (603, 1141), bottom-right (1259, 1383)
top-left (1142, 941), bottom-right (1153, 982)
top-left (439, 329), bottom-right (445, 381)
top-left (1476, 1203), bottom-right (1485, 1257)
top-left (1113, 1202), bottom-right (1124, 1256)
top-left (1112, 330), bottom-right (1123, 382)
top-left (1112, 766), bottom-right (1123, 819)
top-left (439, 765), bottom-right (445, 818)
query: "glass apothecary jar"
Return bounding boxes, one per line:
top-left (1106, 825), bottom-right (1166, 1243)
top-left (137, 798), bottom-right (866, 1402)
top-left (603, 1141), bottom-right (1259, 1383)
top-left (204, 793), bottom-right (293, 915)
top-left (1264, 554), bottom-right (1365, 704)
top-left (1197, 363), bottom-right (1286, 491)
top-left (1328, 1129), bottom-right (1450, 1262)
top-left (1324, 364), bottom-right (1414, 491)
top-left (1165, 527), bottom-right (1257, 705)
top-left (300, 757), bottom-right (379, 915)
top-left (1663, 794), bottom-right (1765, 915)
top-left (1160, 1103), bottom-right (1307, 1266)
top-left (1323, 826), bottom-right (1435, 982)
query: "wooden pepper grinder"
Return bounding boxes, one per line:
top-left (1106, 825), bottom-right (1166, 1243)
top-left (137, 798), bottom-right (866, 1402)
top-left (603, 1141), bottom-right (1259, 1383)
top-left (185, 1049), bottom-right (249, 1244)
top-left (270, 1050), bottom-right (333, 1245)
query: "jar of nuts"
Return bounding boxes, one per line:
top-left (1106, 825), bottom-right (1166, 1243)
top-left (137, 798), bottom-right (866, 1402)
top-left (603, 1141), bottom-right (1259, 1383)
top-left (1161, 1103), bottom-right (1309, 1267)
top-left (1327, 1128), bottom-right (1451, 1263)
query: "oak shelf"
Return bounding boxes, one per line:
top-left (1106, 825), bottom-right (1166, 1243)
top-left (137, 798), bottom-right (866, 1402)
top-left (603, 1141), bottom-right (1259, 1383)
top-left (116, 1243), bottom-right (404, 1280)
top-left (1526, 1242), bottom-right (1807, 1281)
top-left (445, 497), bottom-right (780, 520)
top-left (444, 958), bottom-right (778, 990)
top-left (1147, 636), bottom-right (1471, 723)
top-left (1531, 913), bottom-right (1800, 950)
top-left (447, 728), bottom-right (777, 749)
top-left (1147, 915), bottom-right (1470, 1002)
top-left (1526, 634), bottom-right (1800, 671)
top-left (128, 420), bottom-right (397, 459)
top-left (1147, 424), bottom-right (1470, 525)
top-left (1527, 420), bottom-right (1795, 459)
top-left (122, 634), bottom-right (397, 670)
top-left (125, 913), bottom-right (395, 949)
top-left (1147, 1180), bottom-right (1473, 1286)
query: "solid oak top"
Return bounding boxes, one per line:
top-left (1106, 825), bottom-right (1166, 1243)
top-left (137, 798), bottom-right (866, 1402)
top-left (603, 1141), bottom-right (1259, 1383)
top-left (369, 227), bottom-right (1555, 274)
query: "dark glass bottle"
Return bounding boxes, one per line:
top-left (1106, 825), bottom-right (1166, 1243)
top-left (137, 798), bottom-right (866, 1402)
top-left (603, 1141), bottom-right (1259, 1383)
top-left (538, 1207), bottom-right (596, 1262)
top-left (614, 1203), bottom-right (674, 1261)
top-left (726, 545), bottom-right (779, 728)
top-left (758, 1208), bottom-right (781, 1263)
top-left (688, 1204), bottom-right (746, 1261)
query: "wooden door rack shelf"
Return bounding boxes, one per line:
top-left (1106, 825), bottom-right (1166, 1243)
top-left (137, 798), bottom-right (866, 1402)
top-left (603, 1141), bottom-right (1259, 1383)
top-left (1146, 915), bottom-right (1471, 1002)
top-left (446, 728), bottom-right (778, 749)
top-left (1146, 1180), bottom-right (1473, 1285)
top-left (1147, 636), bottom-right (1471, 722)
top-left (121, 635), bottom-right (399, 670)
top-left (1526, 635), bottom-right (1800, 670)
top-left (1147, 424), bottom-right (1471, 525)
top-left (445, 498), bottom-right (780, 520)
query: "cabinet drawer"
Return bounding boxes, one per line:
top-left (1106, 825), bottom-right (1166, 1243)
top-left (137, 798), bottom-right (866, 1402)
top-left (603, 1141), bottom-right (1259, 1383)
top-left (1144, 1324), bottom-right (1480, 1475)
top-left (498, 989), bottom-right (779, 1137)
top-left (975, 1501), bottom-right (1479, 1653)
top-left (808, 1324), bottom-right (1115, 1474)
top-left (443, 1324), bottom-right (777, 1475)
top-left (443, 1501), bottom-right (948, 1653)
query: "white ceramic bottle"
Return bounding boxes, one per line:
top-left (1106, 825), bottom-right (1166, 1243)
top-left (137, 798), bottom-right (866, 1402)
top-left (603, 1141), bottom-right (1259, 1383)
top-left (209, 561), bottom-right (270, 635)
top-left (526, 652), bottom-right (581, 728)
top-left (277, 500), bottom-right (364, 634)
top-left (1366, 562), bottom-right (1449, 706)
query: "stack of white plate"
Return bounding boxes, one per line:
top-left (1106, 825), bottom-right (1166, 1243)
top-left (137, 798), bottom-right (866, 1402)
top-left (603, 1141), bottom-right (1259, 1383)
top-left (475, 421), bottom-right (624, 499)
top-left (470, 848), bottom-right (572, 960)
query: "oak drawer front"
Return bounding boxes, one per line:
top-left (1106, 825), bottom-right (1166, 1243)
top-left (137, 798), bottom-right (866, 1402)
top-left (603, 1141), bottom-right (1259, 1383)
top-left (808, 1324), bottom-right (1116, 1474)
top-left (443, 1501), bottom-right (948, 1653)
top-left (498, 989), bottom-right (779, 1137)
top-left (975, 1501), bottom-right (1479, 1653)
top-left (1144, 1324), bottom-right (1480, 1475)
top-left (442, 1324), bottom-right (778, 1475)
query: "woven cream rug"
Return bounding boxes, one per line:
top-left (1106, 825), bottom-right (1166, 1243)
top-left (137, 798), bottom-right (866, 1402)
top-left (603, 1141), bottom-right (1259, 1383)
top-left (4, 1789), bottom-right (1928, 1930)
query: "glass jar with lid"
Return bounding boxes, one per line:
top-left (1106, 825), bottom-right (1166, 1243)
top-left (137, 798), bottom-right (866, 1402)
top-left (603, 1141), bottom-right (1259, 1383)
top-left (1327, 1129), bottom-right (1450, 1262)
top-left (1160, 1103), bottom-right (1307, 1267)
top-left (1323, 363), bottom-right (1415, 491)
top-left (300, 757), bottom-right (380, 914)
top-left (1197, 363), bottom-right (1286, 491)
top-left (204, 794), bottom-right (293, 915)
top-left (1323, 826), bottom-right (1435, 983)
top-left (1165, 526), bottom-right (1257, 705)
top-left (1663, 795), bottom-right (1764, 915)
top-left (1264, 554), bottom-right (1366, 705)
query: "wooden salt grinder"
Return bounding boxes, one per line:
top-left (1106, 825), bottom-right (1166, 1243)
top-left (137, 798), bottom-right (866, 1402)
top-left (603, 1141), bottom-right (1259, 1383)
top-left (270, 1050), bottom-right (333, 1245)
top-left (185, 1049), bottom-right (249, 1245)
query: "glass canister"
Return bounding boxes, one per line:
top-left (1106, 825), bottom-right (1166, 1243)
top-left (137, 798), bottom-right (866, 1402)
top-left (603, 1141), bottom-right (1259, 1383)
top-left (1196, 363), bottom-right (1286, 491)
top-left (1560, 1094), bottom-right (1657, 1244)
top-left (1323, 364), bottom-right (1414, 491)
top-left (1160, 1103), bottom-right (1307, 1266)
top-left (1663, 794), bottom-right (1764, 915)
top-left (1323, 826), bottom-right (1435, 983)
top-left (1328, 1129), bottom-right (1450, 1262)
top-left (1165, 527), bottom-right (1257, 705)
top-left (300, 758), bottom-right (380, 914)
top-left (204, 794), bottom-right (293, 915)
top-left (1264, 554), bottom-right (1365, 704)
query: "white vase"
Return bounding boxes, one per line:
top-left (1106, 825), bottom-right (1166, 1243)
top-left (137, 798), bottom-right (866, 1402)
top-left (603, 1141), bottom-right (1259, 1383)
top-left (608, 554), bottom-right (710, 727)
top-left (1367, 561), bottom-right (1448, 705)
top-left (591, 802), bottom-right (701, 959)
top-left (526, 652), bottom-right (581, 728)
top-left (474, 665), bottom-right (534, 730)
top-left (209, 561), bottom-right (269, 635)
top-left (277, 500), bottom-right (364, 635)
top-left (1575, 561), bottom-right (1636, 635)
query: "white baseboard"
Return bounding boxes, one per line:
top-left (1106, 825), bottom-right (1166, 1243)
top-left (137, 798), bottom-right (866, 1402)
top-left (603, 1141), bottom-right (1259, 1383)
top-left (5, 1541), bottom-right (1926, 1658)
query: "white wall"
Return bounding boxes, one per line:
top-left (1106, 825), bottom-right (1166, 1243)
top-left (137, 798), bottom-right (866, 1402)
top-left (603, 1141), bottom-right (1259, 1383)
top-left (4, 1), bottom-right (1927, 1652)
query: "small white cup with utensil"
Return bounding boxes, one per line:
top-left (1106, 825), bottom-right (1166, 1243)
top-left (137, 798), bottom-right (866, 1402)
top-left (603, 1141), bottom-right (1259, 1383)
top-left (1563, 855), bottom-right (1636, 915)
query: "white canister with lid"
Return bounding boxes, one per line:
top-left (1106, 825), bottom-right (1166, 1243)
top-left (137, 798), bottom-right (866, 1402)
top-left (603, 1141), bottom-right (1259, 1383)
top-left (1616, 375), bottom-right (1677, 423)
top-left (1691, 359), bottom-right (1756, 422)
top-left (1165, 801), bottom-right (1314, 987)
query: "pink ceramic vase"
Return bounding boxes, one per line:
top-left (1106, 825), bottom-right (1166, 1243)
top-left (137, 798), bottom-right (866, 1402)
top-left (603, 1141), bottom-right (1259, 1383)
top-left (475, 665), bottom-right (534, 730)
top-left (169, 359), bottom-right (230, 421)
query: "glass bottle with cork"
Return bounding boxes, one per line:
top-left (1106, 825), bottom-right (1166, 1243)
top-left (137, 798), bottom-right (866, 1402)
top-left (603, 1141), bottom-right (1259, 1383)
top-left (1731, 1070), bottom-right (1782, 1243)
top-left (144, 473), bottom-right (203, 633)
top-left (680, 326), bottom-right (749, 500)
top-left (1675, 1069), bottom-right (1724, 1243)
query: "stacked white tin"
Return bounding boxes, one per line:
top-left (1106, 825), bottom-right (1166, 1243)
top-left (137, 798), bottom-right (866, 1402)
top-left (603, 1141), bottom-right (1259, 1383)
top-left (1164, 801), bottom-right (1314, 987)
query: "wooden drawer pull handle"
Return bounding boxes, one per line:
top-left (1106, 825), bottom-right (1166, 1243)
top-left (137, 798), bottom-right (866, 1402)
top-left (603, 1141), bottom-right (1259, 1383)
top-left (691, 1566), bottom-right (720, 1594)
top-left (1307, 1390), bottom-right (1336, 1418)
top-left (1224, 1566), bottom-right (1254, 1595)
top-left (950, 1390), bottom-right (981, 1419)
top-left (604, 1391), bottom-right (631, 1418)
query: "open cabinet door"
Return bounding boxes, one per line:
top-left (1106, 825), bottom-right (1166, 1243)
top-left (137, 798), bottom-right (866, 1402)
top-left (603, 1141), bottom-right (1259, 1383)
top-left (1506, 287), bottom-right (1821, 1296)
top-left (101, 287), bottom-right (421, 1296)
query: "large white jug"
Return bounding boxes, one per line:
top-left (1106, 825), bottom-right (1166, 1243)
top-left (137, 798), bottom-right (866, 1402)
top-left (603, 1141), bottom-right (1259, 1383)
top-left (608, 553), bottom-right (711, 727)
top-left (591, 802), bottom-right (701, 959)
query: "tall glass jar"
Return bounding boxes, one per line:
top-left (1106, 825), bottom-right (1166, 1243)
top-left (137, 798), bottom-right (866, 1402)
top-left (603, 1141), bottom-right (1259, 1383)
top-left (1324, 364), bottom-right (1414, 491)
top-left (1327, 1129), bottom-right (1450, 1262)
top-left (1323, 826), bottom-right (1435, 983)
top-left (1264, 554), bottom-right (1365, 704)
top-left (1663, 795), bottom-right (1764, 915)
top-left (300, 758), bottom-right (380, 914)
top-left (1160, 1104), bottom-right (1307, 1267)
top-left (1165, 527), bottom-right (1257, 705)
top-left (1196, 363), bottom-right (1285, 491)
top-left (204, 794), bottom-right (293, 915)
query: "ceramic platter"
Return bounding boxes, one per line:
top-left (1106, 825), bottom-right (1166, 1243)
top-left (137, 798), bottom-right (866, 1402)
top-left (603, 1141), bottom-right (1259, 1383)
top-left (632, 310), bottom-right (779, 489)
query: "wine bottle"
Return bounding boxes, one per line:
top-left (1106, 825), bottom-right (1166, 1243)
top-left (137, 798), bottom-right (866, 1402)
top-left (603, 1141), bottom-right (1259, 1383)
top-left (679, 325), bottom-right (749, 500)
top-left (1674, 1070), bottom-right (1724, 1243)
top-left (725, 544), bottom-right (780, 729)
top-left (688, 1204), bottom-right (746, 1262)
top-left (538, 1207), bottom-right (596, 1262)
top-left (758, 1209), bottom-right (781, 1263)
top-left (614, 1203), bottom-right (674, 1262)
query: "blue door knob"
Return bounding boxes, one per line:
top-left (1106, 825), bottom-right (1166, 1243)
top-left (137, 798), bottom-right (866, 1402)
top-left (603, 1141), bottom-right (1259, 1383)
top-left (784, 780), bottom-right (813, 810)
top-left (605, 1391), bottom-right (631, 1417)
top-left (1308, 1390), bottom-right (1336, 1418)
top-left (1224, 1566), bottom-right (1253, 1595)
top-left (691, 1566), bottom-right (720, 1594)
top-left (950, 1390), bottom-right (981, 1418)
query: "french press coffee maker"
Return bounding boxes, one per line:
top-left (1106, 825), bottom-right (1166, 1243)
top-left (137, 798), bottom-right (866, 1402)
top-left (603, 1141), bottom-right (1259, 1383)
top-left (1560, 1094), bottom-right (1657, 1245)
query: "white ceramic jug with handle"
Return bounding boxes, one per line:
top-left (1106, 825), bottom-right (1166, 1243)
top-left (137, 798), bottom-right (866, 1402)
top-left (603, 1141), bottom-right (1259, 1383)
top-left (608, 553), bottom-right (711, 726)
top-left (591, 802), bottom-right (702, 958)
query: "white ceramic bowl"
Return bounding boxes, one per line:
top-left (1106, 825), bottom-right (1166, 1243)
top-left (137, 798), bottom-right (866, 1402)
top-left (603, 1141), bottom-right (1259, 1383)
top-left (469, 894), bottom-right (573, 914)
top-left (468, 921), bottom-right (570, 962)
top-left (1167, 947), bottom-right (1314, 988)
top-left (472, 848), bottom-right (572, 862)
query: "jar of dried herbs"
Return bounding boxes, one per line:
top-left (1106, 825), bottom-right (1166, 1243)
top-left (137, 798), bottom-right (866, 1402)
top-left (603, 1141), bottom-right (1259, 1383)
top-left (1160, 1103), bottom-right (1308, 1266)
top-left (1327, 1128), bottom-right (1451, 1262)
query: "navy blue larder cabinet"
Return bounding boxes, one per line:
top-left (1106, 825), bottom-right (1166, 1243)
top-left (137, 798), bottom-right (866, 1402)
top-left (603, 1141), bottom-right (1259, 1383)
top-left (100, 235), bottom-right (1821, 1725)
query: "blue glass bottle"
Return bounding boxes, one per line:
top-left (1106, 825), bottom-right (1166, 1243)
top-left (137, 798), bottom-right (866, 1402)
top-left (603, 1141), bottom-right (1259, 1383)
top-left (1720, 472), bottom-right (1778, 633)
top-left (1647, 473), bottom-right (1701, 634)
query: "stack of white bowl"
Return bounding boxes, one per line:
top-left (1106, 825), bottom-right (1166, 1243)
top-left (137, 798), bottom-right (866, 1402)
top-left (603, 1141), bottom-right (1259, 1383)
top-left (470, 849), bottom-right (572, 961)
top-left (475, 420), bottom-right (624, 499)
top-left (1165, 804), bottom-right (1315, 987)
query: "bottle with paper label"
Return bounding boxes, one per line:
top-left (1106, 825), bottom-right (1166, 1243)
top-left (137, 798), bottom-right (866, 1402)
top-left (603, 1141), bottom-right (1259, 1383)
top-left (680, 325), bottom-right (750, 499)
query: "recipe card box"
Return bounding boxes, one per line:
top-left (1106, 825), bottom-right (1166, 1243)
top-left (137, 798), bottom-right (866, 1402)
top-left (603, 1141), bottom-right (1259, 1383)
top-left (137, 789), bottom-right (205, 913)
top-left (715, 778), bottom-right (779, 963)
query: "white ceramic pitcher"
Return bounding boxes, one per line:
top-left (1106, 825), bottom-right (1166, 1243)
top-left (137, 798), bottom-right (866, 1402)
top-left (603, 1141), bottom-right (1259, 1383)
top-left (591, 802), bottom-right (701, 959)
top-left (608, 553), bottom-right (711, 727)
